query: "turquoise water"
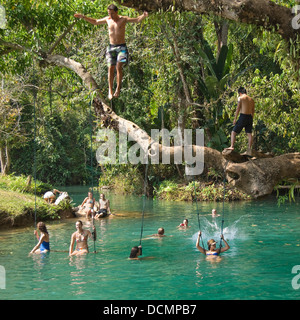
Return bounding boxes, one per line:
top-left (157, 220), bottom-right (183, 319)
top-left (0, 186), bottom-right (300, 300)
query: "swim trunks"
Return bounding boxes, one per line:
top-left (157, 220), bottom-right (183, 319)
top-left (106, 43), bottom-right (128, 66)
top-left (97, 209), bottom-right (108, 218)
top-left (233, 113), bottom-right (253, 134)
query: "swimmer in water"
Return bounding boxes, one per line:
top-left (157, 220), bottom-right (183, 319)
top-left (196, 231), bottom-right (230, 258)
top-left (69, 220), bottom-right (96, 256)
top-left (212, 209), bottom-right (220, 217)
top-left (129, 245), bottom-right (142, 259)
top-left (30, 222), bottom-right (50, 254)
top-left (177, 219), bottom-right (190, 229)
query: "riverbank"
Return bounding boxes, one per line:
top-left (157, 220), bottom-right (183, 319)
top-left (102, 173), bottom-right (252, 201)
top-left (0, 175), bottom-right (75, 229)
top-left (0, 189), bottom-right (75, 228)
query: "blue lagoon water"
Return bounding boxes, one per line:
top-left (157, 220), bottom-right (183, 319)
top-left (0, 186), bottom-right (299, 300)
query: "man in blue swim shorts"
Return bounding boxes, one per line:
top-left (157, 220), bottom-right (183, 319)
top-left (74, 4), bottom-right (148, 100)
top-left (225, 87), bottom-right (255, 155)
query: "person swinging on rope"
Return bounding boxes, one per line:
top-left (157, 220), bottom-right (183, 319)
top-left (196, 232), bottom-right (230, 259)
top-left (74, 4), bottom-right (148, 100)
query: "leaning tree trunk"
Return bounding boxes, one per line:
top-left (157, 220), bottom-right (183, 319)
top-left (2, 40), bottom-right (299, 198)
top-left (43, 53), bottom-right (300, 198)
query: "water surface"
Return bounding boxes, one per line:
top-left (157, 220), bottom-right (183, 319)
top-left (0, 186), bottom-right (299, 300)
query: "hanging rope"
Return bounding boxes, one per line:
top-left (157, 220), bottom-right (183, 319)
top-left (89, 91), bottom-right (96, 253)
top-left (219, 160), bottom-right (229, 252)
top-left (33, 84), bottom-right (37, 232)
top-left (31, 59), bottom-right (38, 236)
top-left (193, 176), bottom-right (205, 249)
top-left (139, 162), bottom-right (149, 247)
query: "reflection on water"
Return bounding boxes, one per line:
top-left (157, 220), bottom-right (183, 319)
top-left (0, 188), bottom-right (299, 300)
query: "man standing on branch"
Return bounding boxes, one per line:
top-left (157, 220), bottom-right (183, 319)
top-left (225, 87), bottom-right (255, 155)
top-left (74, 4), bottom-right (148, 100)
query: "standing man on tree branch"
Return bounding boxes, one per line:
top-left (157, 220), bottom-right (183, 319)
top-left (225, 87), bottom-right (255, 155)
top-left (74, 4), bottom-right (148, 100)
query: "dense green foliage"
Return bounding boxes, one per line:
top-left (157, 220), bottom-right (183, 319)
top-left (0, 0), bottom-right (299, 191)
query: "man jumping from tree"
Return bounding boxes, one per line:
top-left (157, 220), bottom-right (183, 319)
top-left (225, 87), bottom-right (255, 155)
top-left (74, 4), bottom-right (148, 100)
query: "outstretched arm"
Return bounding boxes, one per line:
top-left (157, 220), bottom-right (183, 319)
top-left (126, 11), bottom-right (148, 24)
top-left (74, 13), bottom-right (107, 25)
top-left (196, 232), bottom-right (206, 255)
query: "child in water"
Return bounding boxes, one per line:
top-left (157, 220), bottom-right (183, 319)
top-left (30, 222), bottom-right (50, 254)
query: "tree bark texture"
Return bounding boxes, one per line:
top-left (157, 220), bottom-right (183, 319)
top-left (117, 0), bottom-right (299, 42)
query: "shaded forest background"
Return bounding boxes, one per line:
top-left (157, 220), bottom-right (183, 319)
top-left (0, 0), bottom-right (299, 192)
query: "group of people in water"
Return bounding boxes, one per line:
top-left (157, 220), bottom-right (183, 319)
top-left (30, 205), bottom-right (230, 260)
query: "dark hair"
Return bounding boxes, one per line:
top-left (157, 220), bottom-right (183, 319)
top-left (238, 87), bottom-right (247, 94)
top-left (108, 4), bottom-right (118, 11)
top-left (158, 228), bottom-right (165, 235)
top-left (37, 222), bottom-right (48, 234)
top-left (76, 220), bottom-right (83, 226)
top-left (129, 246), bottom-right (139, 258)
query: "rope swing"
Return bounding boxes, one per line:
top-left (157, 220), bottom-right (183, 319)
top-left (33, 80), bottom-right (37, 233)
top-left (89, 91), bottom-right (96, 253)
top-left (138, 162), bottom-right (149, 251)
top-left (193, 177), bottom-right (206, 250)
top-left (219, 160), bottom-right (229, 254)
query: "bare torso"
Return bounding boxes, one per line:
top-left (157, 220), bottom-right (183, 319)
top-left (99, 198), bottom-right (109, 209)
top-left (106, 16), bottom-right (126, 44)
top-left (239, 94), bottom-right (255, 115)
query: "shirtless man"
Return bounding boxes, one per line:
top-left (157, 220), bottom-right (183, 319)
top-left (94, 193), bottom-right (111, 218)
top-left (226, 87), bottom-right (255, 155)
top-left (74, 4), bottom-right (148, 100)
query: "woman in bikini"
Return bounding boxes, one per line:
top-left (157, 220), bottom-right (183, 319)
top-left (30, 222), bottom-right (50, 254)
top-left (69, 220), bottom-right (96, 256)
top-left (196, 231), bottom-right (230, 259)
top-left (79, 192), bottom-right (95, 219)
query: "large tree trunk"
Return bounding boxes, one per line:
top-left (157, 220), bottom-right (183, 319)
top-left (117, 0), bottom-right (299, 42)
top-left (1, 41), bottom-right (299, 198)
top-left (37, 54), bottom-right (300, 198)
top-left (0, 143), bottom-right (10, 175)
top-left (225, 152), bottom-right (300, 198)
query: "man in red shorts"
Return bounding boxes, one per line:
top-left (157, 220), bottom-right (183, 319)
top-left (75, 4), bottom-right (148, 100)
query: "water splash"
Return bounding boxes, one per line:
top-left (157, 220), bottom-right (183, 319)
top-left (192, 215), bottom-right (251, 243)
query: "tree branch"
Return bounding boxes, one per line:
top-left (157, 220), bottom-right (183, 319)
top-left (117, 0), bottom-right (299, 42)
top-left (47, 21), bottom-right (77, 55)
